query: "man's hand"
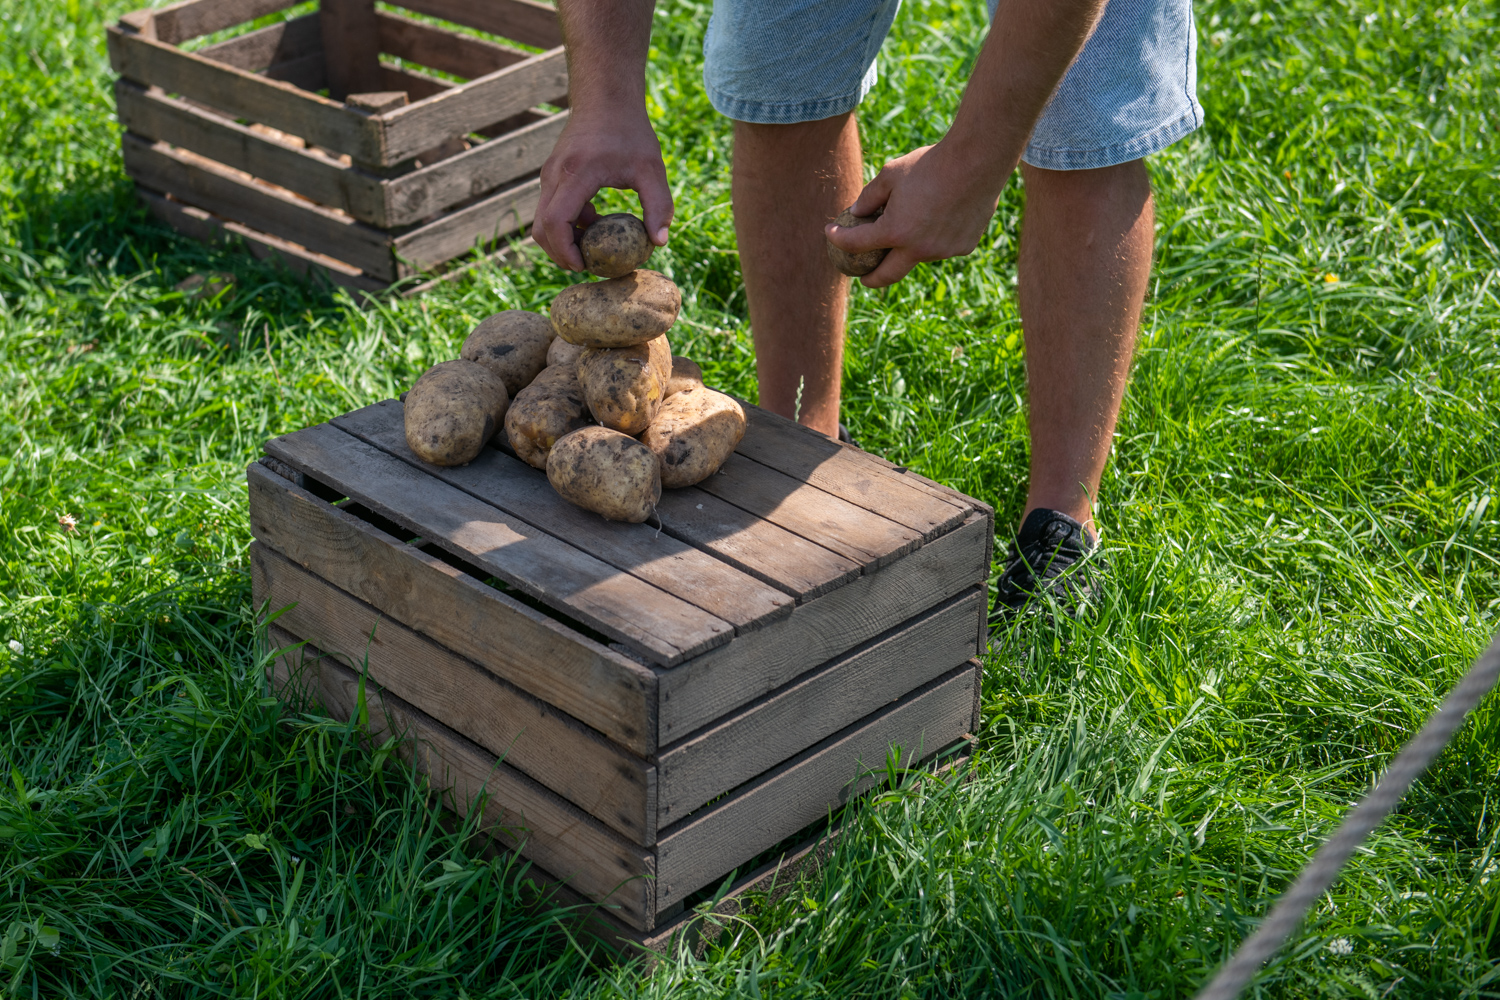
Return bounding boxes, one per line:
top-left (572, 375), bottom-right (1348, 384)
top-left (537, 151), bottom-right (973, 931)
top-left (534, 109), bottom-right (674, 271)
top-left (823, 141), bottom-right (1004, 288)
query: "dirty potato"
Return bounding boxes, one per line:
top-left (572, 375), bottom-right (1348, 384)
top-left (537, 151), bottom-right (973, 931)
top-left (546, 337), bottom-right (585, 368)
top-left (579, 213), bottom-right (654, 278)
top-left (577, 334), bottom-right (672, 435)
top-left (547, 426), bottom-right (662, 523)
top-left (665, 355), bottom-right (704, 397)
top-left (549, 270), bottom-right (680, 348)
top-left (504, 363), bottom-right (592, 470)
top-left (641, 388), bottom-right (746, 488)
top-left (460, 310), bottom-right (554, 396)
top-left (826, 207), bottom-right (889, 277)
top-left (403, 359), bottom-right (509, 466)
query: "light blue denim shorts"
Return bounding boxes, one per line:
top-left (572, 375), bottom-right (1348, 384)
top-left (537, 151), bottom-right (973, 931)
top-left (703, 0), bottom-right (1203, 170)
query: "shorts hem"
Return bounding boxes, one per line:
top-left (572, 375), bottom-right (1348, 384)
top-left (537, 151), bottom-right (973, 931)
top-left (1021, 106), bottom-right (1203, 171)
top-left (706, 83), bottom-right (871, 125)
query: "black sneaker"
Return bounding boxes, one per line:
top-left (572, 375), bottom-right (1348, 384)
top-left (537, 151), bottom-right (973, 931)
top-left (991, 508), bottom-right (1102, 621)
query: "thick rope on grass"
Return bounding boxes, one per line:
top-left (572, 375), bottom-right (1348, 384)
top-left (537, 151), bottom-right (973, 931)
top-left (1197, 631), bottom-right (1500, 1000)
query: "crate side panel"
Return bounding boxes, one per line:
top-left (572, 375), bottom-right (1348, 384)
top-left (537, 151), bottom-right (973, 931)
top-left (391, 175), bottom-right (540, 274)
top-left (375, 10), bottom-right (528, 80)
top-left (195, 12), bottom-right (320, 71)
top-left (391, 0), bottom-right (562, 50)
top-left (149, 0), bottom-right (303, 45)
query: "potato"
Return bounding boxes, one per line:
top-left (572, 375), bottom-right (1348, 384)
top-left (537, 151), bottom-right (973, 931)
top-left (547, 337), bottom-right (585, 368)
top-left (504, 363), bottom-right (592, 470)
top-left (403, 360), bottom-right (509, 467)
top-left (579, 213), bottom-right (654, 279)
top-left (577, 334), bottom-right (672, 435)
top-left (460, 310), bottom-right (554, 396)
top-left (665, 355), bottom-right (703, 397)
top-left (547, 426), bottom-right (662, 523)
top-left (550, 270), bottom-right (681, 348)
top-left (826, 208), bottom-right (889, 277)
top-left (640, 388), bottom-right (746, 488)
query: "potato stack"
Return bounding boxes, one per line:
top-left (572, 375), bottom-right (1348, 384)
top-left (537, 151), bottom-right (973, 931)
top-left (401, 213), bottom-right (746, 523)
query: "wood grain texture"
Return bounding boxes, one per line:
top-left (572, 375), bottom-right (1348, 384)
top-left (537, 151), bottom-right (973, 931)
top-left (265, 628), bottom-right (658, 929)
top-left (335, 402), bottom-right (792, 632)
top-left (247, 461), bottom-right (658, 753)
top-left (656, 588), bottom-right (983, 821)
top-left (137, 187), bottom-right (386, 292)
top-left (383, 111), bottom-right (565, 226)
top-left (262, 421), bottom-right (732, 665)
top-left (380, 47), bottom-right (567, 163)
top-left (196, 12), bottom-right (319, 71)
top-left (390, 0), bottom-right (563, 49)
top-left (107, 25), bottom-right (381, 162)
top-left (657, 512), bottom-right (991, 741)
top-left (392, 174), bottom-right (540, 274)
top-left (321, 0), bottom-right (384, 99)
top-left (147, 0), bottom-right (301, 45)
top-left (120, 133), bottom-right (396, 278)
top-left (692, 453), bottom-right (922, 570)
top-left (253, 542), bottom-right (657, 844)
top-left (375, 10), bottom-right (528, 80)
top-left (377, 64), bottom-right (450, 105)
top-left (653, 662), bottom-right (978, 909)
top-left (116, 81), bottom-right (388, 224)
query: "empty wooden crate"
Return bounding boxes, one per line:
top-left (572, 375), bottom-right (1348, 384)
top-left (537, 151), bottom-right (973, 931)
top-left (250, 397), bottom-right (993, 938)
top-left (108, 0), bottom-right (569, 291)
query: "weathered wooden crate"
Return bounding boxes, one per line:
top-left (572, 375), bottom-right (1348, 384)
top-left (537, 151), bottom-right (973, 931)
top-left (107, 0), bottom-right (569, 292)
top-left (249, 397), bottom-right (993, 939)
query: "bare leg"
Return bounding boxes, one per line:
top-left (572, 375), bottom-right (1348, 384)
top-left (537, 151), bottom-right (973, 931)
top-left (1018, 159), bottom-right (1153, 535)
top-left (732, 114), bottom-right (864, 437)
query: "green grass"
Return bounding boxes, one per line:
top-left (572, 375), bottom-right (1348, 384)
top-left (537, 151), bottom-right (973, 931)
top-left (2, 0), bottom-right (1498, 995)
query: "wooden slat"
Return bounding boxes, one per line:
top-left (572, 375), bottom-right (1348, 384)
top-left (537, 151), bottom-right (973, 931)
top-left (321, 0), bottom-right (384, 99)
top-left (380, 47), bottom-right (567, 164)
top-left (262, 422), bottom-right (732, 665)
top-left (247, 462), bottom-right (657, 753)
top-left (383, 110), bottom-right (565, 226)
top-left (196, 12), bottom-right (320, 71)
top-left (378, 63), bottom-right (450, 104)
top-left (262, 51), bottom-right (327, 92)
top-left (392, 174), bottom-right (540, 274)
top-left (375, 10), bottom-right (529, 80)
top-left (691, 452), bottom-right (922, 570)
top-left (653, 662), bottom-right (977, 909)
top-left (266, 629), bottom-right (658, 929)
top-left (253, 543), bottom-right (658, 844)
top-left (391, 0), bottom-right (562, 50)
top-left (733, 405), bottom-right (972, 540)
top-left (116, 81), bottom-right (388, 224)
top-left (658, 512), bottom-right (990, 741)
top-left (108, 25), bottom-right (382, 162)
top-left (143, 0), bottom-right (301, 45)
top-left (120, 133), bottom-right (397, 279)
top-left (333, 401), bottom-right (793, 633)
top-left (656, 588), bottom-right (982, 821)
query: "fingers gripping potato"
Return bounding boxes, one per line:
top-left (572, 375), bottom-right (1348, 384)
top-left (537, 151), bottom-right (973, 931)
top-left (547, 337), bottom-right (585, 368)
top-left (504, 363), bottom-right (591, 470)
top-left (547, 426), bottom-right (662, 523)
top-left (641, 388), bottom-right (746, 488)
top-left (665, 355), bottom-right (704, 397)
top-left (826, 207), bottom-right (890, 277)
top-left (404, 360), bottom-right (509, 467)
top-left (460, 310), bottom-right (554, 396)
top-left (579, 213), bottom-right (654, 279)
top-left (550, 270), bottom-right (681, 348)
top-left (577, 334), bottom-right (672, 435)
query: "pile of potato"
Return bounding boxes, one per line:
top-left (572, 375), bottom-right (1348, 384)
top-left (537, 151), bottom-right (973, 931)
top-left (402, 213), bottom-right (746, 524)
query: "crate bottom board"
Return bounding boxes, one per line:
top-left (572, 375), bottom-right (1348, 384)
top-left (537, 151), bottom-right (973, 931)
top-left (267, 625), bottom-right (979, 931)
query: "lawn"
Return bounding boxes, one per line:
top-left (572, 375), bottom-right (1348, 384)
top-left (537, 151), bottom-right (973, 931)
top-left (1, 0), bottom-right (1498, 995)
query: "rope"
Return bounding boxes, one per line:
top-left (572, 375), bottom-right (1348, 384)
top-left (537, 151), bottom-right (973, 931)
top-left (1196, 630), bottom-right (1500, 1000)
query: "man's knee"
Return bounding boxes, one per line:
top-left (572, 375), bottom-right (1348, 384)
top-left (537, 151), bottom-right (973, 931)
top-left (1020, 158), bottom-right (1152, 212)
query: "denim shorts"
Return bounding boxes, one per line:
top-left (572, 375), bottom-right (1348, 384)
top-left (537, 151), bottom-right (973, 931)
top-left (703, 0), bottom-right (1203, 170)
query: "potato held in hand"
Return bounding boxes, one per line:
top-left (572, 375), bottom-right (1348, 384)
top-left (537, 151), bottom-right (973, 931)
top-left (826, 208), bottom-right (889, 277)
top-left (550, 270), bottom-right (680, 348)
top-left (577, 334), bottom-right (671, 435)
top-left (579, 213), bottom-right (654, 279)
top-left (547, 426), bottom-right (662, 523)
top-left (505, 363), bottom-right (591, 470)
top-left (665, 355), bottom-right (703, 397)
top-left (460, 310), bottom-right (554, 396)
top-left (404, 360), bottom-right (509, 467)
top-left (641, 387), bottom-right (746, 488)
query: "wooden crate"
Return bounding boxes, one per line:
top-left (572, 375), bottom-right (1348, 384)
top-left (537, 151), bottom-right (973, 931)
top-left (107, 0), bottom-right (569, 292)
top-left (249, 397), bottom-right (994, 935)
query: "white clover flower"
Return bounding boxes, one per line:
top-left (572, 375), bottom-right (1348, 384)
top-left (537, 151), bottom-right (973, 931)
top-left (1327, 938), bottom-right (1354, 956)
top-left (7, 640), bottom-right (21, 655)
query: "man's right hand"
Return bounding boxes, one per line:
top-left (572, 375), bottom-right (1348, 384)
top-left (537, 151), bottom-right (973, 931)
top-left (533, 109), bottom-right (674, 272)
